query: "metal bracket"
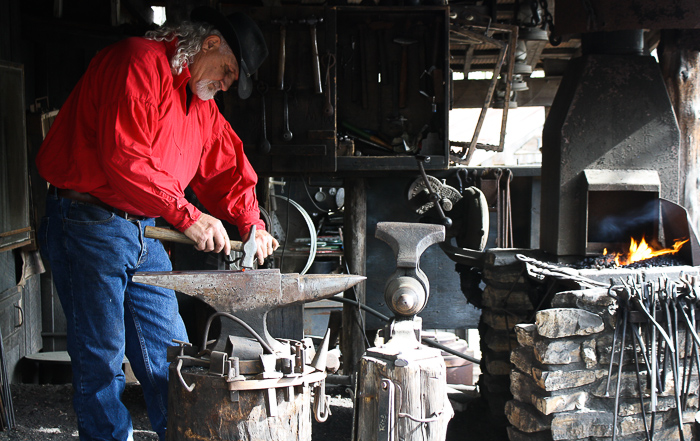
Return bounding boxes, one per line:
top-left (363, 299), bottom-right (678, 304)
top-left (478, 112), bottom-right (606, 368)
top-left (377, 378), bottom-right (396, 441)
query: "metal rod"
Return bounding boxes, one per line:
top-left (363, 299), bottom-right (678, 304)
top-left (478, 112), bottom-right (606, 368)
top-left (630, 319), bottom-right (651, 441)
top-left (201, 312), bottom-right (275, 355)
top-left (612, 304), bottom-right (628, 441)
top-left (421, 337), bottom-right (481, 364)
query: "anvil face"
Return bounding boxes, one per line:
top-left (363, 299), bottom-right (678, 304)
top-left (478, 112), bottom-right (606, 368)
top-left (132, 269), bottom-right (366, 354)
top-left (132, 269), bottom-right (365, 314)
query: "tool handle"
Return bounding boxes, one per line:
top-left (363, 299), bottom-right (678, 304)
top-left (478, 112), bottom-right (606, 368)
top-left (145, 226), bottom-right (244, 252)
top-left (310, 25), bottom-right (323, 94)
top-left (277, 25), bottom-right (286, 90)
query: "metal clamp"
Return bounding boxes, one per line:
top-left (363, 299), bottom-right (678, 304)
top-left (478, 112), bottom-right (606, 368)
top-left (172, 340), bottom-right (196, 392)
top-left (313, 378), bottom-right (330, 423)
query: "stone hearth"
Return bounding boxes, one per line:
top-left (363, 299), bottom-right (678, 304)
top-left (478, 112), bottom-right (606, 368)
top-left (472, 249), bottom-right (700, 441)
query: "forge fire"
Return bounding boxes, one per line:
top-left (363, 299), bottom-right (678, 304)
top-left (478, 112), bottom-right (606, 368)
top-left (591, 237), bottom-right (690, 269)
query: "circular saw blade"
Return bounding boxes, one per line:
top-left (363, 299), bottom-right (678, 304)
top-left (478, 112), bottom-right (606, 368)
top-left (407, 175), bottom-right (462, 215)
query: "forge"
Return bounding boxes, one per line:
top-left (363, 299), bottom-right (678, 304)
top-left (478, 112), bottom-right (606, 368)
top-left (468, 30), bottom-right (700, 441)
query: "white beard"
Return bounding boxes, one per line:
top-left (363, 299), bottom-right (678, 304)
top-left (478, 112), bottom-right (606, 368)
top-left (195, 80), bottom-right (221, 101)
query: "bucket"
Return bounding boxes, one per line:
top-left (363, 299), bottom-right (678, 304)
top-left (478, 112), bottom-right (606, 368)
top-left (423, 331), bottom-right (474, 386)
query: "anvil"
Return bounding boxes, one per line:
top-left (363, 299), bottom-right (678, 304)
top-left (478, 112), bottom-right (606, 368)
top-left (132, 269), bottom-right (365, 354)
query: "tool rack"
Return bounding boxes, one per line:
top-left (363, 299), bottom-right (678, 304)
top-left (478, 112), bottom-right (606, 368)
top-left (223, 5), bottom-right (450, 176)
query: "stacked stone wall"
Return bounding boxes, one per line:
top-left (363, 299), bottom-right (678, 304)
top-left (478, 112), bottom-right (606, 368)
top-left (505, 287), bottom-right (698, 441)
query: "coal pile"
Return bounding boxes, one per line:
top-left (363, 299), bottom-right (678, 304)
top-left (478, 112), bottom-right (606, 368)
top-left (573, 254), bottom-right (686, 270)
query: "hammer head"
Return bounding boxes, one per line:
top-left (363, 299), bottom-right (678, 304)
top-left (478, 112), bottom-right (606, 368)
top-left (241, 224), bottom-right (257, 269)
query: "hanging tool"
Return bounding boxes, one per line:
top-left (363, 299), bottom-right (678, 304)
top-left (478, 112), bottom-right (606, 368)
top-left (300, 16), bottom-right (324, 95)
top-left (258, 82), bottom-right (271, 154)
top-left (283, 85), bottom-right (293, 141)
top-left (272, 18), bottom-right (290, 91)
top-left (144, 225), bottom-right (258, 269)
top-left (322, 53), bottom-right (336, 117)
top-left (393, 37), bottom-right (417, 109)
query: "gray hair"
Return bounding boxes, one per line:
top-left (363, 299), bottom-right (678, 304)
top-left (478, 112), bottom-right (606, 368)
top-left (146, 22), bottom-right (233, 75)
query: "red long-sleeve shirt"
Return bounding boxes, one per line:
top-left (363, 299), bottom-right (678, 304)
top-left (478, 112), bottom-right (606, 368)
top-left (36, 37), bottom-right (264, 237)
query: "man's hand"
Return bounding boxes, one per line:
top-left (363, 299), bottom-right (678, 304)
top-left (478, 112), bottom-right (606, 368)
top-left (183, 213), bottom-right (231, 255)
top-left (246, 228), bottom-right (280, 265)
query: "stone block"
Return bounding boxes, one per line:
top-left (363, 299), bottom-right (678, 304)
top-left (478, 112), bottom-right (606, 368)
top-left (485, 249), bottom-right (540, 267)
top-left (482, 309), bottom-right (528, 331)
top-left (482, 285), bottom-right (535, 310)
top-left (618, 395), bottom-right (677, 416)
top-left (591, 371), bottom-right (648, 398)
top-left (534, 339), bottom-right (581, 365)
top-left (532, 368), bottom-right (606, 392)
top-left (534, 391), bottom-right (588, 416)
top-left (551, 288), bottom-right (615, 311)
top-left (535, 308), bottom-right (604, 338)
top-left (483, 268), bottom-right (530, 286)
top-left (511, 346), bottom-right (536, 377)
top-left (515, 323), bottom-right (537, 348)
top-left (550, 411), bottom-right (613, 440)
top-left (484, 326), bottom-right (520, 352)
top-left (505, 400), bottom-right (552, 433)
top-left (581, 338), bottom-right (597, 368)
top-left (506, 426), bottom-right (554, 441)
top-left (486, 359), bottom-right (514, 376)
top-left (510, 370), bottom-right (589, 415)
top-left (511, 369), bottom-right (540, 405)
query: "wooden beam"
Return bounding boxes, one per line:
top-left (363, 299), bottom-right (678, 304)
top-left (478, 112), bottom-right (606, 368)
top-left (659, 29), bottom-right (700, 231)
top-left (452, 77), bottom-right (561, 108)
top-left (341, 178), bottom-right (367, 377)
top-left (554, 0), bottom-right (700, 38)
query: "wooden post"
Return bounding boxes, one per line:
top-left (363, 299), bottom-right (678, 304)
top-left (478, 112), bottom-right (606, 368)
top-left (659, 30), bottom-right (700, 231)
top-left (167, 366), bottom-right (315, 441)
top-left (342, 178), bottom-right (367, 376)
top-left (353, 343), bottom-right (454, 441)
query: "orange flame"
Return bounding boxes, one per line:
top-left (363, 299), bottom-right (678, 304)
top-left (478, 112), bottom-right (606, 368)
top-left (605, 237), bottom-right (689, 267)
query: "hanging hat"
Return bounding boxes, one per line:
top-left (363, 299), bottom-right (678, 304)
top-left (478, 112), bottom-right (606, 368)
top-left (190, 6), bottom-right (268, 99)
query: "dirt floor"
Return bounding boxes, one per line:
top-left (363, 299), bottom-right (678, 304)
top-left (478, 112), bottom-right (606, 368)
top-left (0, 382), bottom-right (506, 441)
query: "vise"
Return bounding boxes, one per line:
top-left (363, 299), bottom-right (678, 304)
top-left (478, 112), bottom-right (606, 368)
top-left (132, 268), bottom-right (365, 441)
top-left (353, 221), bottom-right (454, 441)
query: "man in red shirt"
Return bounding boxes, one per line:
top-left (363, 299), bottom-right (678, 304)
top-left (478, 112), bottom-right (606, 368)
top-left (36, 7), bottom-right (277, 440)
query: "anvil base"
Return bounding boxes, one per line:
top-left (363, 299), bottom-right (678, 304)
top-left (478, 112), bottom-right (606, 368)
top-left (166, 364), bottom-right (319, 441)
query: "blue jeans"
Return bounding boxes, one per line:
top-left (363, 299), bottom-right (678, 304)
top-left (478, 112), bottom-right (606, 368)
top-left (39, 193), bottom-right (188, 441)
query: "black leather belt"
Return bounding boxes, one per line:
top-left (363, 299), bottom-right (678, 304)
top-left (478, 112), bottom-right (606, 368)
top-left (49, 185), bottom-right (148, 221)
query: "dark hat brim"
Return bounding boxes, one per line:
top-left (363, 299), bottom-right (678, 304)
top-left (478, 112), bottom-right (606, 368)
top-left (190, 7), bottom-right (267, 99)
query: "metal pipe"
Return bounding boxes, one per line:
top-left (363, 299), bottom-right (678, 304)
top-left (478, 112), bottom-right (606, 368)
top-left (421, 337), bottom-right (481, 365)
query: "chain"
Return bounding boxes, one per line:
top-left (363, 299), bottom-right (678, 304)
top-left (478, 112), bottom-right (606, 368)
top-left (538, 0), bottom-right (561, 46)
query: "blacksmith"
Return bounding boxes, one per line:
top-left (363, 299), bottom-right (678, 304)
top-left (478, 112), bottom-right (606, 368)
top-left (36, 7), bottom-right (278, 440)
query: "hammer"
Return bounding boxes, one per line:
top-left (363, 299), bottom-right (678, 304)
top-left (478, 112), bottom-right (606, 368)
top-left (144, 224), bottom-right (258, 269)
top-left (300, 16), bottom-right (324, 95)
top-left (393, 37), bottom-right (417, 108)
top-left (271, 18), bottom-right (291, 91)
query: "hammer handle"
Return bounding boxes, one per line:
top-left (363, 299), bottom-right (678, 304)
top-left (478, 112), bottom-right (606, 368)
top-left (145, 226), bottom-right (244, 253)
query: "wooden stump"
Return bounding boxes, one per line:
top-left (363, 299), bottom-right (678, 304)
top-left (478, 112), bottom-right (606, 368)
top-left (353, 345), bottom-right (454, 441)
top-left (166, 365), bottom-right (314, 441)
